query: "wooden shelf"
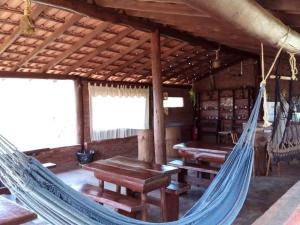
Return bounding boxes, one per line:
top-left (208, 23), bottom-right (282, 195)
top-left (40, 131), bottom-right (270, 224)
top-left (195, 87), bottom-right (254, 142)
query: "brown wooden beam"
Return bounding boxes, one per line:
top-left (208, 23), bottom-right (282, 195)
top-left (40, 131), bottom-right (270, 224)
top-left (94, 0), bottom-right (204, 16)
top-left (112, 39), bottom-right (169, 81)
top-left (0, 70), bottom-right (190, 88)
top-left (135, 42), bottom-right (188, 82)
top-left (88, 35), bottom-right (151, 78)
top-left (65, 27), bottom-right (134, 75)
top-left (162, 50), bottom-right (208, 81)
top-left (192, 56), bottom-right (250, 82)
top-left (75, 80), bottom-right (84, 146)
top-left (151, 29), bottom-right (166, 164)
top-left (41, 22), bottom-right (110, 73)
top-left (12, 14), bottom-right (82, 71)
top-left (258, 0), bottom-right (300, 11)
top-left (32, 0), bottom-right (250, 56)
top-left (0, 71), bottom-right (78, 80)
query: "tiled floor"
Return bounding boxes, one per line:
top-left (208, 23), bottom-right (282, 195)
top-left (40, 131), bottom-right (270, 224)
top-left (7, 161), bottom-right (300, 225)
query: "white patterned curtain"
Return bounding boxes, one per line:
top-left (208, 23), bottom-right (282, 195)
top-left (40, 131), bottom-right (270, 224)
top-left (89, 84), bottom-right (149, 141)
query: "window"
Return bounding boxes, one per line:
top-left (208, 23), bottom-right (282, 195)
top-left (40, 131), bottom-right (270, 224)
top-left (89, 84), bottom-right (149, 141)
top-left (163, 97), bottom-right (184, 108)
top-left (0, 78), bottom-right (78, 151)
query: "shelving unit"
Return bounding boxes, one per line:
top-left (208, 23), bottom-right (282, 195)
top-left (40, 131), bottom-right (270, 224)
top-left (196, 87), bottom-right (254, 142)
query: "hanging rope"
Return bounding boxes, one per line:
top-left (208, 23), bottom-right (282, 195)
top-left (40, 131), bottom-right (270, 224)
top-left (20, 0), bottom-right (35, 35)
top-left (288, 52), bottom-right (298, 80)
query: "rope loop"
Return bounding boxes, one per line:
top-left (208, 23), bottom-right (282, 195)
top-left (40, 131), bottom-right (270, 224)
top-left (288, 52), bottom-right (298, 80)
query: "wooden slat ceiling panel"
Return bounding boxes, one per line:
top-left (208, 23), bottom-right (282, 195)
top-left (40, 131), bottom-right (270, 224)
top-left (0, 0), bottom-right (252, 85)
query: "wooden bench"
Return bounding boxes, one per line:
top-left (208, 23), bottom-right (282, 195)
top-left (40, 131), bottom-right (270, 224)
top-left (0, 196), bottom-right (37, 224)
top-left (77, 184), bottom-right (145, 218)
top-left (168, 159), bottom-right (220, 186)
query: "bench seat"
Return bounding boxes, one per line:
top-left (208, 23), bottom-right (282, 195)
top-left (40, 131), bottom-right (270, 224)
top-left (168, 159), bottom-right (219, 175)
top-left (77, 184), bottom-right (145, 213)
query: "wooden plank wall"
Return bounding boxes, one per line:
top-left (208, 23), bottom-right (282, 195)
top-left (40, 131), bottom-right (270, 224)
top-left (163, 87), bottom-right (194, 141)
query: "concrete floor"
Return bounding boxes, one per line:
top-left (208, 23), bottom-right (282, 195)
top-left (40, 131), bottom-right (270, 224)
top-left (17, 161), bottom-right (300, 224)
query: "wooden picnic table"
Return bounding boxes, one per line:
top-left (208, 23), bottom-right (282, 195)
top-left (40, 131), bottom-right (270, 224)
top-left (0, 196), bottom-right (37, 225)
top-left (83, 156), bottom-right (178, 222)
top-left (171, 142), bottom-right (232, 186)
top-left (173, 141), bottom-right (231, 164)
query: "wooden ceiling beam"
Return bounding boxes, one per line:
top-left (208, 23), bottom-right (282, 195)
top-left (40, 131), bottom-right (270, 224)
top-left (41, 22), bottom-right (110, 73)
top-left (165, 58), bottom-right (210, 83)
top-left (0, 70), bottom-right (190, 88)
top-left (90, 35), bottom-right (151, 78)
top-left (258, 0), bottom-right (300, 11)
top-left (191, 56), bottom-right (250, 82)
top-left (65, 27), bottom-right (134, 75)
top-left (0, 70), bottom-right (78, 80)
top-left (94, 0), bottom-right (205, 17)
top-left (12, 14), bottom-right (82, 72)
top-left (135, 42), bottom-right (188, 81)
top-left (161, 49), bottom-right (206, 80)
top-left (32, 0), bottom-right (250, 56)
top-left (0, 5), bottom-right (47, 54)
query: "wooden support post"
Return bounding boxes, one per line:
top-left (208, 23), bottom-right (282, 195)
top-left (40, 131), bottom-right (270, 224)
top-left (82, 81), bottom-right (91, 143)
top-left (75, 80), bottom-right (84, 146)
top-left (151, 29), bottom-right (166, 165)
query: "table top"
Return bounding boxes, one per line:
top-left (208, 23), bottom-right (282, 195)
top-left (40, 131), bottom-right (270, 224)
top-left (173, 142), bottom-right (232, 163)
top-left (173, 142), bottom-right (232, 154)
top-left (83, 156), bottom-right (178, 193)
top-left (0, 196), bottom-right (37, 225)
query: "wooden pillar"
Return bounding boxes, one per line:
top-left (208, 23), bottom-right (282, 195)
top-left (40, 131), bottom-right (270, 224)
top-left (75, 80), bottom-right (84, 146)
top-left (82, 81), bottom-right (91, 143)
top-left (151, 29), bottom-right (166, 164)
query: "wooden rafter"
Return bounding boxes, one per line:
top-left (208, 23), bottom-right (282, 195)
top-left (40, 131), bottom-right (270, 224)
top-left (12, 14), bottom-right (82, 71)
top-left (258, 0), bottom-right (300, 11)
top-left (117, 39), bottom-right (169, 81)
top-left (191, 56), bottom-right (250, 82)
top-left (94, 0), bottom-right (204, 16)
top-left (89, 35), bottom-right (151, 78)
top-left (0, 5), bottom-right (47, 54)
top-left (135, 42), bottom-right (187, 81)
top-left (41, 22), bottom-right (110, 73)
top-left (65, 27), bottom-right (134, 75)
top-left (32, 0), bottom-right (229, 51)
top-left (161, 48), bottom-right (205, 81)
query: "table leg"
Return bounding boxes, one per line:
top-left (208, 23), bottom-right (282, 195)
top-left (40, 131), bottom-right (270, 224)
top-left (99, 180), bottom-right (104, 194)
top-left (141, 193), bottom-right (147, 221)
top-left (178, 168), bottom-right (187, 184)
top-left (160, 187), bottom-right (167, 222)
top-left (116, 185), bottom-right (121, 194)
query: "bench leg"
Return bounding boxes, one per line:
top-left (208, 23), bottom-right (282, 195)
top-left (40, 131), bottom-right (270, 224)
top-left (141, 193), bottom-right (147, 221)
top-left (165, 192), bottom-right (179, 221)
top-left (160, 187), bottom-right (167, 222)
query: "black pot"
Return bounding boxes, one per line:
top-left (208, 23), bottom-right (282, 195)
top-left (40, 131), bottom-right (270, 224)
top-left (76, 150), bottom-right (95, 164)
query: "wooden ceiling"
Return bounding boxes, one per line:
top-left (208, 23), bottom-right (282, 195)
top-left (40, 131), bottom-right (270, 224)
top-left (4, 0), bottom-right (293, 86)
top-left (90, 0), bottom-right (300, 56)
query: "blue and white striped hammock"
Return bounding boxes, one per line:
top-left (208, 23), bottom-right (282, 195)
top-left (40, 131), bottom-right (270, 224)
top-left (0, 85), bottom-right (265, 225)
